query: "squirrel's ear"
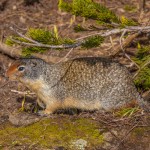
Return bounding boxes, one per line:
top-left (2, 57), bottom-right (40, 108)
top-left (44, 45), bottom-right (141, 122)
top-left (30, 60), bottom-right (37, 67)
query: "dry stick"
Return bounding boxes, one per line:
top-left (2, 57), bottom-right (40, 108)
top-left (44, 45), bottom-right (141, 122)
top-left (76, 26), bottom-right (150, 41)
top-left (109, 36), bottom-right (115, 51)
top-left (0, 41), bottom-right (108, 63)
top-left (11, 38), bottom-right (82, 49)
top-left (119, 30), bottom-right (140, 69)
top-left (10, 26), bottom-right (150, 49)
top-left (0, 41), bottom-right (99, 63)
top-left (0, 41), bottom-right (61, 63)
top-left (1, 26), bottom-right (150, 63)
top-left (11, 90), bottom-right (35, 96)
top-left (0, 42), bottom-right (22, 58)
top-left (111, 32), bottom-right (140, 56)
top-left (10, 26), bottom-right (40, 44)
top-left (10, 26), bottom-right (83, 49)
top-left (125, 53), bottom-right (140, 69)
top-left (56, 48), bottom-right (74, 63)
top-left (133, 59), bottom-right (150, 78)
top-left (119, 29), bottom-right (127, 52)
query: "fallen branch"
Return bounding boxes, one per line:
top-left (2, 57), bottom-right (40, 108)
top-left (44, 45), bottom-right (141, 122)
top-left (110, 32), bottom-right (140, 56)
top-left (10, 26), bottom-right (150, 49)
top-left (76, 26), bottom-right (150, 40)
top-left (118, 30), bottom-right (140, 69)
top-left (0, 41), bottom-right (61, 63)
top-left (11, 38), bottom-right (83, 49)
top-left (0, 26), bottom-right (150, 64)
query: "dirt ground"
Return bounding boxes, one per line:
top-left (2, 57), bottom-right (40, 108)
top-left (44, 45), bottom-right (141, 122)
top-left (0, 0), bottom-right (150, 150)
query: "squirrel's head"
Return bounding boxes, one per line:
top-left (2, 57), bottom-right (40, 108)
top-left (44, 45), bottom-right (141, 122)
top-left (6, 58), bottom-right (46, 81)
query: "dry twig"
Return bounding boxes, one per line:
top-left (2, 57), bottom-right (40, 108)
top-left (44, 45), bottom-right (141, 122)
top-left (111, 32), bottom-right (140, 56)
top-left (56, 48), bottom-right (74, 63)
top-left (134, 59), bottom-right (150, 78)
top-left (11, 89), bottom-right (35, 96)
top-left (0, 41), bottom-right (61, 63)
top-left (119, 30), bottom-right (140, 69)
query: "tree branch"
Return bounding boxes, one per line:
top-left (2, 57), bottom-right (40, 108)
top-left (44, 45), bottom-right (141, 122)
top-left (0, 26), bottom-right (150, 64)
top-left (10, 26), bottom-right (150, 49)
top-left (0, 41), bottom-right (61, 63)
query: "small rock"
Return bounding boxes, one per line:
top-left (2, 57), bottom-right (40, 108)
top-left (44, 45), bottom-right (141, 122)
top-left (9, 112), bottom-right (41, 126)
top-left (70, 139), bottom-right (87, 150)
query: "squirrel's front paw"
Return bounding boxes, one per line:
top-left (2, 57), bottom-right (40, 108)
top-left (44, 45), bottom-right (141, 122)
top-left (37, 110), bottom-right (52, 116)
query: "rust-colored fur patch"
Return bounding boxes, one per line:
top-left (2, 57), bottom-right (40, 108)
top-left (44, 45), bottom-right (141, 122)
top-left (6, 62), bottom-right (20, 77)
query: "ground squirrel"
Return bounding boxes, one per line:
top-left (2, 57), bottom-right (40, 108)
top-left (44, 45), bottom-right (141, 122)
top-left (6, 57), bottom-right (148, 115)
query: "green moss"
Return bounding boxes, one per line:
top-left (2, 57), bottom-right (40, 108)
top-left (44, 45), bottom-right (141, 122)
top-left (58, 0), bottom-right (139, 28)
top-left (5, 28), bottom-right (75, 56)
top-left (5, 37), bottom-right (16, 46)
top-left (120, 16), bottom-right (138, 27)
top-left (58, 0), bottom-right (119, 23)
top-left (134, 45), bottom-right (150, 61)
top-left (0, 118), bottom-right (103, 149)
top-left (74, 24), bottom-right (88, 32)
top-left (81, 35), bottom-right (104, 49)
top-left (133, 45), bottom-right (150, 90)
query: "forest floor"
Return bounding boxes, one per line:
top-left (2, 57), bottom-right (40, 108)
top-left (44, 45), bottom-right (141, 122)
top-left (0, 0), bottom-right (150, 149)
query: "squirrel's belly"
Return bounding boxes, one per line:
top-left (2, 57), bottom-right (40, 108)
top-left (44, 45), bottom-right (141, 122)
top-left (62, 97), bottom-right (101, 110)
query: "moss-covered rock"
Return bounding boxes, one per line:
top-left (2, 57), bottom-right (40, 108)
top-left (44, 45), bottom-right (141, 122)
top-left (0, 117), bottom-right (103, 149)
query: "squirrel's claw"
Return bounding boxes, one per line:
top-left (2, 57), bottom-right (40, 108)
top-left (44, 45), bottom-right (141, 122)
top-left (37, 110), bottom-right (50, 117)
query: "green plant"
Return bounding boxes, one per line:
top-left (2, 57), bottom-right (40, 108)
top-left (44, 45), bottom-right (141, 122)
top-left (115, 107), bottom-right (140, 117)
top-left (81, 35), bottom-right (104, 49)
top-left (74, 24), bottom-right (88, 32)
top-left (120, 16), bottom-right (138, 27)
top-left (5, 27), bottom-right (106, 55)
top-left (133, 45), bottom-right (150, 90)
top-left (58, 0), bottom-right (119, 24)
top-left (5, 28), bottom-right (75, 55)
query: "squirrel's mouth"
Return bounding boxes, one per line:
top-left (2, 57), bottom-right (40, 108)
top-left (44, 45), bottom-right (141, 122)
top-left (5, 74), bottom-right (18, 81)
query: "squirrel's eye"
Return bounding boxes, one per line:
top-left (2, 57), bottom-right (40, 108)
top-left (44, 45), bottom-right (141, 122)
top-left (18, 66), bottom-right (25, 71)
